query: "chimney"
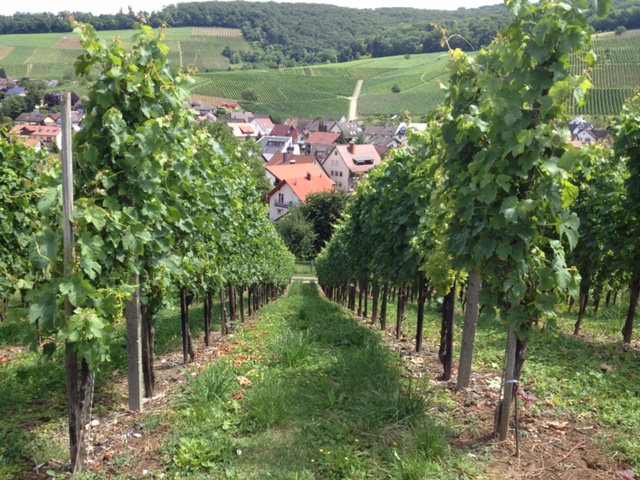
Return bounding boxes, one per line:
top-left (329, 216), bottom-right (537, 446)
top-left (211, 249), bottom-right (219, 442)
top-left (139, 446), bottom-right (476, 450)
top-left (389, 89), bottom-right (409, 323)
top-left (348, 142), bottom-right (355, 154)
top-left (283, 152), bottom-right (288, 164)
top-left (306, 172), bottom-right (311, 181)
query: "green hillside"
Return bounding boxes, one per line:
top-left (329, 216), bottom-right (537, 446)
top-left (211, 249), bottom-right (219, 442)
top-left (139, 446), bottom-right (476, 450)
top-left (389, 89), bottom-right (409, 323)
top-left (191, 53), bottom-right (448, 120)
top-left (1, 27), bottom-right (639, 119)
top-left (0, 27), bottom-right (251, 80)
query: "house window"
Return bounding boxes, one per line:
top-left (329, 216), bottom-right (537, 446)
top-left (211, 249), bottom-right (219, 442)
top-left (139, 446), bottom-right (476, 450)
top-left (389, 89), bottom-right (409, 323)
top-left (278, 193), bottom-right (284, 203)
top-left (339, 171), bottom-right (343, 177)
top-left (338, 182), bottom-right (342, 187)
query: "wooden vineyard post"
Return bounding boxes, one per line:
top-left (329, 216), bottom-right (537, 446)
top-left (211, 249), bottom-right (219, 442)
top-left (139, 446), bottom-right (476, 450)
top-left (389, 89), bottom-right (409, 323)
top-left (496, 324), bottom-right (517, 440)
top-left (62, 91), bottom-right (94, 474)
top-left (125, 275), bottom-right (143, 411)
top-left (457, 270), bottom-right (481, 391)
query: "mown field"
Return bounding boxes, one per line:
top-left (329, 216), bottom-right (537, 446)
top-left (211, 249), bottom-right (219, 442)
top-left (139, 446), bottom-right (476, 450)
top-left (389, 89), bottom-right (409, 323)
top-left (1, 27), bottom-right (639, 118)
top-left (0, 27), bottom-right (251, 80)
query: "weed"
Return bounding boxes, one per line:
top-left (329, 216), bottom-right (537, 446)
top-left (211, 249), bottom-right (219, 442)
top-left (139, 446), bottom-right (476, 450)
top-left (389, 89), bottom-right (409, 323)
top-left (177, 361), bottom-right (235, 410)
top-left (243, 377), bottom-right (294, 432)
top-left (270, 329), bottom-right (314, 368)
top-left (412, 421), bottom-right (448, 460)
top-left (173, 433), bottom-right (234, 471)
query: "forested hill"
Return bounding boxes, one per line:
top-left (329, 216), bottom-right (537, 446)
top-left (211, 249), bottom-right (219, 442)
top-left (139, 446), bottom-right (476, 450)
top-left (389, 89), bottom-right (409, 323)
top-left (1, 0), bottom-right (638, 67)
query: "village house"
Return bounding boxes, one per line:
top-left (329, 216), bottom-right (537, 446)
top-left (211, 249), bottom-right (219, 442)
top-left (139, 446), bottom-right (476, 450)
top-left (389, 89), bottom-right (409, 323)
top-left (265, 170), bottom-right (335, 222)
top-left (329, 121), bottom-right (363, 142)
top-left (0, 78), bottom-right (17, 91)
top-left (364, 123), bottom-right (407, 149)
top-left (304, 131), bottom-right (341, 158)
top-left (228, 122), bottom-right (259, 140)
top-left (251, 114), bottom-right (275, 136)
top-left (15, 111), bottom-right (47, 125)
top-left (5, 86), bottom-right (28, 98)
top-left (258, 135), bottom-right (300, 162)
top-left (228, 111), bottom-right (255, 123)
top-left (265, 161), bottom-right (328, 186)
top-left (9, 124), bottom-right (62, 149)
top-left (189, 101), bottom-right (217, 115)
top-left (47, 112), bottom-right (86, 132)
top-left (575, 128), bottom-right (612, 145)
top-left (321, 143), bottom-right (382, 192)
top-left (270, 123), bottom-right (297, 139)
top-left (195, 112), bottom-right (218, 123)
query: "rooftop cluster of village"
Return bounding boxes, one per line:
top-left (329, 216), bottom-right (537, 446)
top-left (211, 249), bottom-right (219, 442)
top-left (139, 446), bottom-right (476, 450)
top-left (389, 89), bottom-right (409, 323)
top-left (190, 102), bottom-right (424, 222)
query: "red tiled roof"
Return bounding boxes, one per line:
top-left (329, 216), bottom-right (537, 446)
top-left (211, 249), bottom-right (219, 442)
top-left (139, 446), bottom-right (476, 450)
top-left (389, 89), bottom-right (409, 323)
top-left (266, 163), bottom-right (327, 182)
top-left (306, 132), bottom-right (341, 144)
top-left (268, 174), bottom-right (335, 204)
top-left (30, 126), bottom-right (61, 137)
top-left (266, 152), bottom-right (316, 167)
top-left (286, 175), bottom-right (334, 203)
top-left (270, 124), bottom-right (293, 137)
top-left (331, 144), bottom-right (382, 173)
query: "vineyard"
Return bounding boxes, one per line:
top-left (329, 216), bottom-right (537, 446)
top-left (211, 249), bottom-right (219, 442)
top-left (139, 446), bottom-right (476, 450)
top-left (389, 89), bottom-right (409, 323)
top-left (4, 2), bottom-right (640, 479)
top-left (569, 29), bottom-right (640, 115)
top-left (316, 0), bottom-right (640, 475)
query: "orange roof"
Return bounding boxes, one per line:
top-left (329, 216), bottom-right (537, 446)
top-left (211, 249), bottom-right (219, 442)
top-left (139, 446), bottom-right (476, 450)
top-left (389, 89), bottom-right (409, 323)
top-left (30, 126), bottom-right (61, 137)
top-left (9, 125), bottom-right (35, 136)
top-left (266, 163), bottom-right (326, 181)
top-left (306, 131), bottom-right (341, 144)
top-left (269, 174), bottom-right (335, 204)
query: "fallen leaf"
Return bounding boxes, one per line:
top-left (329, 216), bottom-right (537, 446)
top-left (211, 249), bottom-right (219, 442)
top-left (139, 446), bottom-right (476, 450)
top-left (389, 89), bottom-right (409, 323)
top-left (546, 421), bottom-right (569, 430)
top-left (615, 469), bottom-right (635, 480)
top-left (237, 376), bottom-right (252, 387)
top-left (601, 363), bottom-right (615, 373)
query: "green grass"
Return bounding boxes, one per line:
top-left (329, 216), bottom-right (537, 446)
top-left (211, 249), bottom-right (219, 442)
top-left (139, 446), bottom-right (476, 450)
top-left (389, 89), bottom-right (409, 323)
top-left (0, 295), bottom-right (229, 479)
top-left (158, 282), bottom-right (480, 479)
top-left (294, 261), bottom-right (316, 277)
top-left (0, 27), bottom-right (252, 80)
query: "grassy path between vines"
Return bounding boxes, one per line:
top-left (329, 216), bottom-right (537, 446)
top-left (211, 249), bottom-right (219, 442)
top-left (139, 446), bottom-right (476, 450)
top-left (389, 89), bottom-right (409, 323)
top-left (3, 281), bottom-right (637, 479)
top-left (156, 281), bottom-right (479, 479)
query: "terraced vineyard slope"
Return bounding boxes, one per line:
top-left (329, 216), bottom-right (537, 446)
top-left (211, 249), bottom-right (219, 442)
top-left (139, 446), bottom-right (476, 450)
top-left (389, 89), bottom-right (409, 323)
top-left (570, 29), bottom-right (640, 116)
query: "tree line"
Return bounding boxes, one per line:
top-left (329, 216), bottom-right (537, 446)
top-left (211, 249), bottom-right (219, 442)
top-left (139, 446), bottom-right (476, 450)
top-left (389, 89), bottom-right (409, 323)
top-left (1, 1), bottom-right (639, 68)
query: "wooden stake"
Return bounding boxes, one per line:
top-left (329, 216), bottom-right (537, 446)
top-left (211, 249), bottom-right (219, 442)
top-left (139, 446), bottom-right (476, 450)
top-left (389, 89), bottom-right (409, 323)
top-left (125, 276), bottom-right (143, 411)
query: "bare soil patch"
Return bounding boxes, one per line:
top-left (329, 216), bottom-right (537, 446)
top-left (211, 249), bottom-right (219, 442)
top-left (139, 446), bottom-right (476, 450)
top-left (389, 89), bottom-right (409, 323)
top-left (26, 327), bottom-right (245, 479)
top-left (0, 345), bottom-right (28, 366)
top-left (54, 37), bottom-right (83, 49)
top-left (365, 320), bottom-right (633, 479)
top-left (0, 46), bottom-right (14, 61)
